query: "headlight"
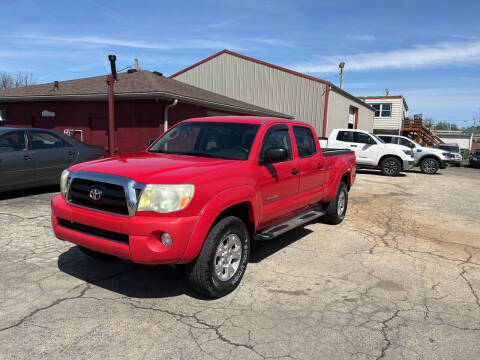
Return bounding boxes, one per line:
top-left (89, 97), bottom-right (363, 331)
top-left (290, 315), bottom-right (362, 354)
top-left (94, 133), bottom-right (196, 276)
top-left (442, 152), bottom-right (450, 157)
top-left (137, 184), bottom-right (194, 213)
top-left (402, 150), bottom-right (412, 156)
top-left (60, 169), bottom-right (71, 197)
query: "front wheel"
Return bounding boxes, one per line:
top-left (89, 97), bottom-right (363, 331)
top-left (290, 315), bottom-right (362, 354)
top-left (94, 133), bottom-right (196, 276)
top-left (186, 216), bottom-right (250, 298)
top-left (380, 157), bottom-right (401, 176)
top-left (420, 158), bottom-right (439, 174)
top-left (323, 181), bottom-right (348, 225)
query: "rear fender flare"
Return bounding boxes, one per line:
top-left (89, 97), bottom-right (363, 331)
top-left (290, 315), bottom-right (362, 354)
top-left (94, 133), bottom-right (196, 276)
top-left (326, 169), bottom-right (351, 201)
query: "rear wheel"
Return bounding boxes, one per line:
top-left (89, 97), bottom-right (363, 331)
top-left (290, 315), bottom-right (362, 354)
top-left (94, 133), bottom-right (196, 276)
top-left (380, 157), bottom-right (401, 176)
top-left (323, 181), bottom-right (348, 225)
top-left (420, 158), bottom-right (439, 174)
top-left (186, 216), bottom-right (250, 298)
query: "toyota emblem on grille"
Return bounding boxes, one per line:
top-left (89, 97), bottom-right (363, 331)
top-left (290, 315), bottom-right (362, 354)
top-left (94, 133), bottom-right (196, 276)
top-left (89, 188), bottom-right (103, 201)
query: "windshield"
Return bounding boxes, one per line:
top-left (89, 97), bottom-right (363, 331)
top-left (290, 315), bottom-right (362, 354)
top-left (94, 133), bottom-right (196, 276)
top-left (369, 133), bottom-right (385, 143)
top-left (148, 122), bottom-right (260, 160)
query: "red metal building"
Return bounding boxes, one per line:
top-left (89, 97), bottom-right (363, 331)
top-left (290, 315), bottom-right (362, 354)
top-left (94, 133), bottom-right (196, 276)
top-left (0, 70), bottom-right (289, 154)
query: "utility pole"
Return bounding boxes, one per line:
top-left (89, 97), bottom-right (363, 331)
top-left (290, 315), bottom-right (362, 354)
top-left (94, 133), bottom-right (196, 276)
top-left (107, 55), bottom-right (117, 156)
top-left (339, 62), bottom-right (345, 89)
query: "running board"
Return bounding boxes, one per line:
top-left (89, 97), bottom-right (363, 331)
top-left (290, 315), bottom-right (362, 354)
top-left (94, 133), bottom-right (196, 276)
top-left (254, 207), bottom-right (325, 241)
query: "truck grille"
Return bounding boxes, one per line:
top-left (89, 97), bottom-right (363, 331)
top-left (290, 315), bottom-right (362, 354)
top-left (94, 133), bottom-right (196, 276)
top-left (69, 178), bottom-right (129, 215)
top-left (58, 218), bottom-right (129, 244)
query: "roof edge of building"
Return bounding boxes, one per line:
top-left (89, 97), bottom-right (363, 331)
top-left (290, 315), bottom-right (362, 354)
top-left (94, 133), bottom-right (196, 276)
top-left (330, 85), bottom-right (375, 111)
top-left (170, 49), bottom-right (333, 87)
top-left (358, 95), bottom-right (409, 111)
top-left (0, 91), bottom-right (292, 119)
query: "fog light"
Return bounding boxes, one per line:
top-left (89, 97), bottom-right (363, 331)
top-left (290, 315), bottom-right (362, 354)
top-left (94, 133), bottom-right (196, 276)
top-left (161, 232), bottom-right (173, 247)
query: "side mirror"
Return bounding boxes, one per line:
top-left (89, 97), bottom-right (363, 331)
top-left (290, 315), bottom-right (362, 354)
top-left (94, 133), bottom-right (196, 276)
top-left (409, 143), bottom-right (416, 148)
top-left (263, 148), bottom-right (288, 164)
top-left (146, 138), bottom-right (155, 147)
top-left (367, 138), bottom-right (376, 145)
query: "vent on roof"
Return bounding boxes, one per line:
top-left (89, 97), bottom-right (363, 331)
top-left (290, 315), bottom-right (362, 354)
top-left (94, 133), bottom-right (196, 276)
top-left (153, 71), bottom-right (163, 77)
top-left (53, 81), bottom-right (59, 91)
top-left (127, 69), bottom-right (137, 74)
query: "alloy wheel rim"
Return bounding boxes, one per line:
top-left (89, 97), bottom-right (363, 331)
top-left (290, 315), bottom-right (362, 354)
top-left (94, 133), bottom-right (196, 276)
top-left (214, 234), bottom-right (242, 281)
top-left (384, 160), bottom-right (398, 175)
top-left (424, 160), bottom-right (436, 173)
top-left (337, 191), bottom-right (346, 216)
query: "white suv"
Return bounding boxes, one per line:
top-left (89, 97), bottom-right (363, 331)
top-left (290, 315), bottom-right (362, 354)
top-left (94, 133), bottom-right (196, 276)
top-left (378, 135), bottom-right (451, 174)
top-left (322, 129), bottom-right (414, 176)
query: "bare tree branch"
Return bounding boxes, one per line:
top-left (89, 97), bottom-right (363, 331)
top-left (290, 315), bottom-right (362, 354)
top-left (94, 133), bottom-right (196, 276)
top-left (0, 71), bottom-right (36, 90)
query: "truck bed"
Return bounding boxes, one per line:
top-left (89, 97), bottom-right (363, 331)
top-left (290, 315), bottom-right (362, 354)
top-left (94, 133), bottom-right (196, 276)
top-left (321, 148), bottom-right (353, 157)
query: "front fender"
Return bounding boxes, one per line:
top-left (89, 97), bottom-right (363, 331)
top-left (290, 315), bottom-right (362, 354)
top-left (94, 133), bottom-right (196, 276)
top-left (178, 185), bottom-right (258, 263)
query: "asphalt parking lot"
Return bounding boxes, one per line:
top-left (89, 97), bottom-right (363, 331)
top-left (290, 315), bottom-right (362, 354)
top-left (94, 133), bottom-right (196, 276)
top-left (0, 167), bottom-right (479, 359)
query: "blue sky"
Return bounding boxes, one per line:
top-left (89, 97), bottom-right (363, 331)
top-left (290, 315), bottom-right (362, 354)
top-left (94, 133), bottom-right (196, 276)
top-left (2, 0), bottom-right (479, 126)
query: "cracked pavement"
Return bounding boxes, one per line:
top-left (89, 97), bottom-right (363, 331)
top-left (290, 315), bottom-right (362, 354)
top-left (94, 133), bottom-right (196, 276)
top-left (0, 167), bottom-right (479, 359)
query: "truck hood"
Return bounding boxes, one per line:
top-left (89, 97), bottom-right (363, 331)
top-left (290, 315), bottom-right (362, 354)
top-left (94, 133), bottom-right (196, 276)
top-left (421, 147), bottom-right (448, 157)
top-left (69, 151), bottom-right (237, 184)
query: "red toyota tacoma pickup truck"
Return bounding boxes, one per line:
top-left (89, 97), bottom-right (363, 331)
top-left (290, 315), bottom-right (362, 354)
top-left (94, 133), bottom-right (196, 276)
top-left (52, 117), bottom-right (356, 297)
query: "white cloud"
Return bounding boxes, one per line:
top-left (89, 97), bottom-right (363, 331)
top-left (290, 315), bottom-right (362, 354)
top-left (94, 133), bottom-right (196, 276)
top-left (291, 41), bottom-right (480, 73)
top-left (18, 34), bottom-right (244, 51)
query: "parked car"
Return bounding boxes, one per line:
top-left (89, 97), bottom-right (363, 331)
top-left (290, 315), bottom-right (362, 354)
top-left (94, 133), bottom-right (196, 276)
top-left (0, 127), bottom-right (104, 192)
top-left (437, 143), bottom-right (462, 166)
top-left (51, 117), bottom-right (357, 298)
top-left (319, 128), bottom-right (414, 176)
top-left (470, 149), bottom-right (480, 168)
top-left (377, 134), bottom-right (450, 174)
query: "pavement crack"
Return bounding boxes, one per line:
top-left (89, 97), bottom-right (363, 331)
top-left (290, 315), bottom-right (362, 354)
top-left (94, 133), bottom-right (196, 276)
top-left (0, 283), bottom-right (90, 333)
top-left (376, 310), bottom-right (400, 360)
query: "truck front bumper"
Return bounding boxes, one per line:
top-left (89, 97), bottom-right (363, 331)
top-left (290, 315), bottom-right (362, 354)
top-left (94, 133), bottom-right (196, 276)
top-left (440, 160), bottom-right (450, 168)
top-left (403, 160), bottom-right (414, 170)
top-left (51, 195), bottom-right (199, 264)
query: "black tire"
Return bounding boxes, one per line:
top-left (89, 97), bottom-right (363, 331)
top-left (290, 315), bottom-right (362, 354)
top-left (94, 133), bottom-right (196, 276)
top-left (78, 246), bottom-right (115, 260)
top-left (420, 157), bottom-right (439, 174)
top-left (380, 157), bottom-right (401, 176)
top-left (186, 216), bottom-right (250, 298)
top-left (323, 181), bottom-right (348, 225)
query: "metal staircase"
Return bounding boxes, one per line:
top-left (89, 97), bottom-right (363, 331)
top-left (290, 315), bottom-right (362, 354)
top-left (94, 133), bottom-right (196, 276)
top-left (402, 119), bottom-right (444, 146)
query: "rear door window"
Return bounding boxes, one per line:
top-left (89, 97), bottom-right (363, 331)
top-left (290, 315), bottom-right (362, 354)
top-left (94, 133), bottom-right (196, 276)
top-left (336, 131), bottom-right (352, 142)
top-left (293, 126), bottom-right (317, 158)
top-left (30, 131), bottom-right (71, 150)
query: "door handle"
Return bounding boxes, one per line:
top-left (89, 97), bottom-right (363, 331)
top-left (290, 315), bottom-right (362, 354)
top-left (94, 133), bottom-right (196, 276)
top-left (350, 145), bottom-right (357, 147)
top-left (24, 155), bottom-right (32, 160)
top-left (68, 151), bottom-right (74, 156)
top-left (317, 164), bottom-right (323, 169)
top-left (291, 169), bottom-right (300, 175)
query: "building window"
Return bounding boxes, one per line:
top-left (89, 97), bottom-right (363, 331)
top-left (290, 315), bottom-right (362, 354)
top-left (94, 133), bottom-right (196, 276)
top-left (372, 104), bottom-right (391, 117)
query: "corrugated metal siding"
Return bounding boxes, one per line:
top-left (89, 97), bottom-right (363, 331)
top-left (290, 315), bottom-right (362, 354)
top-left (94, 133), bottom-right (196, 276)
top-left (326, 90), bottom-right (374, 135)
top-left (363, 98), bottom-right (405, 131)
top-left (174, 53), bottom-right (326, 133)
